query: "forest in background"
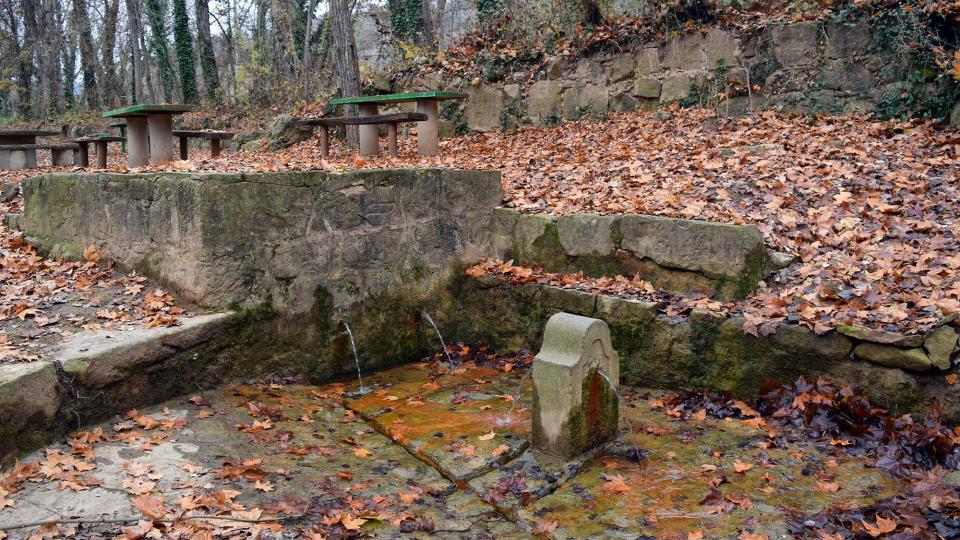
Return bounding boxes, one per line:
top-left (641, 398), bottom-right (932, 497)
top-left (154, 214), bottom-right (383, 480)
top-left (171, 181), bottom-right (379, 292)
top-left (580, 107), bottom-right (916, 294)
top-left (1, 0), bottom-right (959, 125)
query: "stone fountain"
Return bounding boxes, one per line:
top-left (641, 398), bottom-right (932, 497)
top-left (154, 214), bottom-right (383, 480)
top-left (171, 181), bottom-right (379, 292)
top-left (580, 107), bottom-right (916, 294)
top-left (532, 312), bottom-right (620, 459)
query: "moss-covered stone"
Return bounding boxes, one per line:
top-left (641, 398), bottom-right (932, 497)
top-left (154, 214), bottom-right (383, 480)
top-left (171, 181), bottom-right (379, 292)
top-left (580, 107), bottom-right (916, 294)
top-left (0, 361), bottom-right (60, 465)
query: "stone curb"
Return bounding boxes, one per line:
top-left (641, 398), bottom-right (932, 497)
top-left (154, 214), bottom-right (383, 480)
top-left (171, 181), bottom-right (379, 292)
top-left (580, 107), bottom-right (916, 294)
top-left (0, 312), bottom-right (235, 465)
top-left (490, 207), bottom-right (773, 300)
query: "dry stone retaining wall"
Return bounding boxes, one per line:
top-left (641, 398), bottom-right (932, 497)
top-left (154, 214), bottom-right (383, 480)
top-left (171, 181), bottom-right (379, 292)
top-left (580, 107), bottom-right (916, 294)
top-left (448, 277), bottom-right (960, 422)
top-left (397, 17), bottom-right (960, 130)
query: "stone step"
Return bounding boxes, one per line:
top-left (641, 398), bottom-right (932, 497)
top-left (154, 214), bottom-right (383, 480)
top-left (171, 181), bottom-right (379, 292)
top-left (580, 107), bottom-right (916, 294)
top-left (490, 208), bottom-right (778, 300)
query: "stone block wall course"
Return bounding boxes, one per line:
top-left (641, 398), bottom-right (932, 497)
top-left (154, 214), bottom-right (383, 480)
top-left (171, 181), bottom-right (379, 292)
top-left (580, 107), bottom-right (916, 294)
top-left (402, 17), bottom-right (960, 131)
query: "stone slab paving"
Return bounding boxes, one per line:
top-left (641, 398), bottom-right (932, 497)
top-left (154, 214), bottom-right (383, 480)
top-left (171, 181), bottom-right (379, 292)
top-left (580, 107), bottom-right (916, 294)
top-left (344, 360), bottom-right (532, 483)
top-left (0, 382), bottom-right (524, 539)
top-left (519, 394), bottom-right (902, 539)
top-left (1, 360), bottom-right (918, 539)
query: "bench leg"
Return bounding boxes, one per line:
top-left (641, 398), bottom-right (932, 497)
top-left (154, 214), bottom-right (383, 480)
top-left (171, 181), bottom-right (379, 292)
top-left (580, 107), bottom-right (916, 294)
top-left (9, 150), bottom-right (29, 169)
top-left (127, 117), bottom-right (149, 167)
top-left (51, 148), bottom-right (73, 166)
top-left (96, 142), bottom-right (108, 168)
top-left (319, 126), bottom-right (330, 157)
top-left (416, 99), bottom-right (439, 156)
top-left (358, 103), bottom-right (380, 157)
top-left (77, 142), bottom-right (90, 167)
top-left (179, 136), bottom-right (189, 160)
top-left (211, 138), bottom-right (221, 158)
top-left (387, 123), bottom-right (398, 157)
top-left (149, 113), bottom-right (174, 165)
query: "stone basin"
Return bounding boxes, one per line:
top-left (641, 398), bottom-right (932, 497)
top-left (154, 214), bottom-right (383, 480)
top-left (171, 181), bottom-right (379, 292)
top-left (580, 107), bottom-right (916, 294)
top-left (0, 360), bottom-right (914, 539)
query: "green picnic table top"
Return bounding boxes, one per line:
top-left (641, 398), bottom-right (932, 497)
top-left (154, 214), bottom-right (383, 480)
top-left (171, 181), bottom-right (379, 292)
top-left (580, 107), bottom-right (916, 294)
top-left (102, 104), bottom-right (194, 118)
top-left (329, 91), bottom-right (468, 106)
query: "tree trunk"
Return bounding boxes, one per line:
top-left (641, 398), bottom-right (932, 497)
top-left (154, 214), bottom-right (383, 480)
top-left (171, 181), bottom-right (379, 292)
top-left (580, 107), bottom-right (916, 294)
top-left (195, 0), bottom-right (221, 102)
top-left (271, 0), bottom-right (299, 83)
top-left (144, 0), bottom-right (176, 101)
top-left (420, 0), bottom-right (435, 51)
top-left (172, 0), bottom-right (198, 102)
top-left (125, 0), bottom-right (145, 103)
top-left (434, 0), bottom-right (445, 47)
top-left (11, 0), bottom-right (35, 116)
top-left (330, 0), bottom-right (361, 147)
top-left (301, 0), bottom-right (318, 90)
top-left (73, 0), bottom-right (99, 109)
top-left (101, 0), bottom-right (121, 107)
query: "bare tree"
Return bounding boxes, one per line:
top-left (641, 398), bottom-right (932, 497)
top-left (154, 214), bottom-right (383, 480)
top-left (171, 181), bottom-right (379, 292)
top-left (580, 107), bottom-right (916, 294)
top-left (73, 0), bottom-right (99, 108)
top-left (195, 0), bottom-right (220, 101)
top-left (330, 0), bottom-right (361, 146)
top-left (101, 0), bottom-right (121, 106)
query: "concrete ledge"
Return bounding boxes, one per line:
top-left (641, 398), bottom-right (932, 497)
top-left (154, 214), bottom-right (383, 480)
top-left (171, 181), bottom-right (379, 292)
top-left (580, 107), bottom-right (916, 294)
top-left (490, 208), bottom-right (771, 300)
top-left (0, 312), bottom-right (282, 465)
top-left (57, 313), bottom-right (234, 388)
top-left (0, 361), bottom-right (61, 461)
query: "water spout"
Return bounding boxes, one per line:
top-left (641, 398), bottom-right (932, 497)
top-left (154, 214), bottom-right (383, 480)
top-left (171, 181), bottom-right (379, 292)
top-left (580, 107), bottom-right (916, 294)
top-left (420, 310), bottom-right (454, 365)
top-left (340, 321), bottom-right (371, 396)
top-left (597, 369), bottom-right (642, 463)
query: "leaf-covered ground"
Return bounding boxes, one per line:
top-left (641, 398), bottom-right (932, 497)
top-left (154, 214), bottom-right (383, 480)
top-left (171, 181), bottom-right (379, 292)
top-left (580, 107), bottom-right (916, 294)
top-left (2, 108), bottom-right (958, 337)
top-left (1, 347), bottom-right (958, 539)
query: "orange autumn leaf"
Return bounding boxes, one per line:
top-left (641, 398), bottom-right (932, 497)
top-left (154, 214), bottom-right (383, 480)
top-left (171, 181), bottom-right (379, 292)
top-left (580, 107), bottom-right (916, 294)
top-left (602, 474), bottom-right (630, 494)
top-left (861, 515), bottom-right (897, 537)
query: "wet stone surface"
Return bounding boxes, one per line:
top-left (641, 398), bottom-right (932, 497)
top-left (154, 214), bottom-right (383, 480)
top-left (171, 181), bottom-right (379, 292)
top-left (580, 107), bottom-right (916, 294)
top-left (0, 354), bottom-right (944, 539)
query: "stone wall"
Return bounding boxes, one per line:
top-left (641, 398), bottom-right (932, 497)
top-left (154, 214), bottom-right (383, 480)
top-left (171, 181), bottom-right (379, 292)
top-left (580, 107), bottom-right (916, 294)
top-left (490, 208), bottom-right (776, 300)
top-left (20, 169), bottom-right (502, 384)
top-left (396, 17), bottom-right (959, 131)
top-left (447, 277), bottom-right (960, 422)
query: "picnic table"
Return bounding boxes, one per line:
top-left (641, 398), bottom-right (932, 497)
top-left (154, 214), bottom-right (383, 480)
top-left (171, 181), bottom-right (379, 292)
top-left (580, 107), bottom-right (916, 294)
top-left (328, 91), bottom-right (467, 157)
top-left (102, 104), bottom-right (193, 166)
top-left (0, 128), bottom-right (59, 169)
top-left (110, 122), bottom-right (127, 151)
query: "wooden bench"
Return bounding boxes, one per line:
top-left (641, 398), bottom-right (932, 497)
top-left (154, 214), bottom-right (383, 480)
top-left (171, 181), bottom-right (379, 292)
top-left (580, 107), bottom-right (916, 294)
top-left (300, 112), bottom-right (427, 157)
top-left (173, 130), bottom-right (235, 159)
top-left (70, 135), bottom-right (125, 168)
top-left (327, 91), bottom-right (467, 156)
top-left (0, 143), bottom-right (80, 169)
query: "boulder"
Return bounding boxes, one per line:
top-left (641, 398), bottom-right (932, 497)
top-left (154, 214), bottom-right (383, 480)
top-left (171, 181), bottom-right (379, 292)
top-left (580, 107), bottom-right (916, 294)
top-left (634, 78), bottom-right (662, 99)
top-left (661, 33), bottom-right (707, 71)
top-left (836, 325), bottom-right (923, 348)
top-left (556, 214), bottom-right (616, 257)
top-left (636, 48), bottom-right (660, 75)
top-left (853, 343), bottom-right (932, 372)
top-left (825, 19), bottom-right (871, 58)
top-left (608, 54), bottom-right (635, 83)
top-left (437, 120), bottom-right (456, 138)
top-left (266, 114), bottom-right (314, 150)
top-left (464, 84), bottom-right (505, 132)
top-left (1, 182), bottom-right (17, 203)
top-left (532, 313), bottom-right (619, 459)
top-left (771, 21), bottom-right (820, 67)
top-left (820, 58), bottom-right (875, 92)
top-left (527, 80), bottom-right (564, 123)
top-left (571, 58), bottom-right (606, 84)
top-left (574, 84), bottom-right (609, 118)
top-left (545, 57), bottom-right (569, 80)
top-left (923, 325), bottom-right (958, 371)
top-left (660, 74), bottom-right (695, 103)
top-left (704, 28), bottom-right (739, 68)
